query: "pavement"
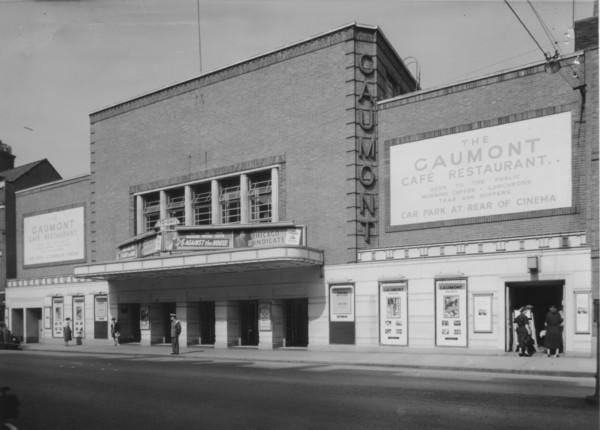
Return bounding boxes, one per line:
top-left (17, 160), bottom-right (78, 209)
top-left (15, 341), bottom-right (597, 379)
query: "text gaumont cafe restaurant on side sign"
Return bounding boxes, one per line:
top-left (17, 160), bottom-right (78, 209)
top-left (337, 76), bottom-right (593, 355)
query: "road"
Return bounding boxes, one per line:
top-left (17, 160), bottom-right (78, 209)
top-left (0, 350), bottom-right (597, 430)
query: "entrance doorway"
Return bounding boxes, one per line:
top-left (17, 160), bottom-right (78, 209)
top-left (117, 303), bottom-right (141, 343)
top-left (284, 298), bottom-right (308, 347)
top-left (199, 301), bottom-right (215, 345)
top-left (506, 281), bottom-right (564, 352)
top-left (25, 308), bottom-right (42, 343)
top-left (162, 303), bottom-right (176, 343)
top-left (239, 300), bottom-right (258, 346)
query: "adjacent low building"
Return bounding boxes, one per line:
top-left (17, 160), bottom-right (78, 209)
top-left (6, 17), bottom-right (598, 356)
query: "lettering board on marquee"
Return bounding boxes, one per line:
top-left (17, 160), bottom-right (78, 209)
top-left (389, 112), bottom-right (572, 226)
top-left (379, 282), bottom-right (408, 346)
top-left (435, 279), bottom-right (467, 347)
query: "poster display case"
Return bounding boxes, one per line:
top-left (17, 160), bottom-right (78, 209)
top-left (435, 278), bottom-right (467, 347)
top-left (379, 281), bottom-right (408, 346)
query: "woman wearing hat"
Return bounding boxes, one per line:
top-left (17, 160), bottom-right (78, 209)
top-left (543, 305), bottom-right (563, 357)
top-left (514, 307), bottom-right (533, 356)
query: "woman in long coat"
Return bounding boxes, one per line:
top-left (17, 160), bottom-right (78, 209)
top-left (544, 305), bottom-right (563, 357)
top-left (514, 307), bottom-right (532, 356)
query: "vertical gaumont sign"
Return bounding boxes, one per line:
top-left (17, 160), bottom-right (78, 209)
top-left (355, 52), bottom-right (378, 244)
top-left (389, 112), bottom-right (572, 226)
top-left (24, 206), bottom-right (85, 266)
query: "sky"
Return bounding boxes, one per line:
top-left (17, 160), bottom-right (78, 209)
top-left (0, 0), bottom-right (595, 179)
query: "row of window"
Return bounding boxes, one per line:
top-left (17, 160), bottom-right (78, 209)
top-left (138, 169), bottom-right (276, 233)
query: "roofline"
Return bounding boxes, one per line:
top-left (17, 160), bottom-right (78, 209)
top-left (15, 173), bottom-right (90, 196)
top-left (379, 51), bottom-right (584, 107)
top-left (90, 22), bottom-right (380, 119)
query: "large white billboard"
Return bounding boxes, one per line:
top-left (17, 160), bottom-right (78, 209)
top-left (389, 112), bottom-right (572, 226)
top-left (24, 206), bottom-right (85, 266)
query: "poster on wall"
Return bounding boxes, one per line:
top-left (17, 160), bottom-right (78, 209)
top-left (473, 294), bottom-right (493, 333)
top-left (94, 296), bottom-right (108, 322)
top-left (380, 282), bottom-right (408, 346)
top-left (52, 297), bottom-right (64, 338)
top-left (44, 306), bottom-right (51, 329)
top-left (140, 305), bottom-right (150, 330)
top-left (73, 296), bottom-right (85, 338)
top-left (330, 285), bottom-right (354, 322)
top-left (389, 112), bottom-right (572, 226)
top-left (24, 206), bottom-right (85, 266)
top-left (575, 292), bottom-right (590, 334)
top-left (435, 279), bottom-right (467, 347)
top-left (258, 303), bottom-right (272, 331)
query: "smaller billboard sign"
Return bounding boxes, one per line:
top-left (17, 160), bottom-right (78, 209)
top-left (24, 206), bottom-right (85, 266)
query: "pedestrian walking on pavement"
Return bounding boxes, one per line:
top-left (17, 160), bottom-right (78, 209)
top-left (110, 317), bottom-right (121, 346)
top-left (63, 318), bottom-right (72, 347)
top-left (514, 307), bottom-right (533, 356)
top-left (170, 313), bottom-right (181, 355)
top-left (543, 305), bottom-right (563, 358)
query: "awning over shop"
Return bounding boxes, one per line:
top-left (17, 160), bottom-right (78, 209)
top-left (74, 246), bottom-right (324, 280)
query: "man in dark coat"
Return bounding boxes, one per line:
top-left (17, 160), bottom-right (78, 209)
top-left (170, 313), bottom-right (181, 355)
top-left (63, 318), bottom-right (72, 346)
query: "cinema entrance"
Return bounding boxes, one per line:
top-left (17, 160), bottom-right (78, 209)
top-left (506, 281), bottom-right (564, 352)
top-left (283, 298), bottom-right (308, 347)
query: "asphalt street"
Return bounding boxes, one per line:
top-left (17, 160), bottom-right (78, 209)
top-left (1, 350), bottom-right (597, 430)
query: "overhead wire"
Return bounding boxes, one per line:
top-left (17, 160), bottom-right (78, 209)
top-left (503, 0), bottom-right (550, 60)
top-left (526, 0), bottom-right (561, 57)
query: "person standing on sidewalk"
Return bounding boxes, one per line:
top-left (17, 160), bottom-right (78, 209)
top-left (110, 317), bottom-right (121, 346)
top-left (514, 307), bottom-right (532, 356)
top-left (543, 305), bottom-right (563, 358)
top-left (63, 318), bottom-right (72, 347)
top-left (170, 313), bottom-right (181, 355)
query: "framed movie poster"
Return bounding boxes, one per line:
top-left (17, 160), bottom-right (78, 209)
top-left (330, 285), bottom-right (354, 322)
top-left (44, 306), bottom-right (51, 329)
top-left (52, 297), bottom-right (64, 338)
top-left (435, 278), bottom-right (467, 347)
top-left (258, 303), bottom-right (272, 331)
top-left (72, 296), bottom-right (85, 338)
top-left (473, 294), bottom-right (493, 333)
top-left (379, 281), bottom-right (408, 346)
top-left (575, 292), bottom-right (591, 334)
top-left (140, 305), bottom-right (150, 330)
top-left (94, 296), bottom-right (108, 322)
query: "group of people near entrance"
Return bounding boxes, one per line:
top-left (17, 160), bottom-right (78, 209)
top-left (514, 305), bottom-right (563, 357)
top-left (107, 313), bottom-right (181, 354)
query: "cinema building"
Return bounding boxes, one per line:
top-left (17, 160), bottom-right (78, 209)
top-left (6, 18), bottom-right (598, 355)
